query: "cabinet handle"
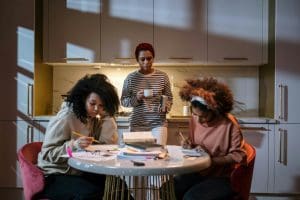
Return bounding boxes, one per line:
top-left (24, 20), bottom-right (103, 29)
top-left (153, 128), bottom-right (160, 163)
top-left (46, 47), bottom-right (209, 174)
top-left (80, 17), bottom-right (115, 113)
top-left (27, 125), bottom-right (34, 143)
top-left (168, 57), bottom-right (193, 60)
top-left (114, 57), bottom-right (135, 60)
top-left (63, 57), bottom-right (89, 61)
top-left (278, 84), bottom-right (287, 121)
top-left (278, 128), bottom-right (287, 165)
top-left (240, 126), bottom-right (270, 131)
top-left (223, 57), bottom-right (248, 61)
top-left (27, 83), bottom-right (33, 117)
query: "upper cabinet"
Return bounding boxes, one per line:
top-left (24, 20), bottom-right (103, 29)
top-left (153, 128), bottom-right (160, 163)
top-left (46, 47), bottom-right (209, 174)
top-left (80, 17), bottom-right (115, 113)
top-left (153, 0), bottom-right (207, 63)
top-left (43, 0), bottom-right (268, 65)
top-left (101, 0), bottom-right (153, 63)
top-left (43, 0), bottom-right (101, 62)
top-left (207, 0), bottom-right (268, 65)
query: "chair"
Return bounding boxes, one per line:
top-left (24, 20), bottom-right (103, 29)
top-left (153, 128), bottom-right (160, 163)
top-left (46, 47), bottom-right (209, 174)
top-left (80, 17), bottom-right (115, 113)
top-left (231, 142), bottom-right (256, 200)
top-left (17, 142), bottom-right (46, 200)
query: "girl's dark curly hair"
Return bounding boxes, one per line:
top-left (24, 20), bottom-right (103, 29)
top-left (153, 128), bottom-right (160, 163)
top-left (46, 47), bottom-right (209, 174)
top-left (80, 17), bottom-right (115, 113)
top-left (179, 77), bottom-right (234, 115)
top-left (66, 73), bottom-right (120, 123)
top-left (135, 43), bottom-right (155, 61)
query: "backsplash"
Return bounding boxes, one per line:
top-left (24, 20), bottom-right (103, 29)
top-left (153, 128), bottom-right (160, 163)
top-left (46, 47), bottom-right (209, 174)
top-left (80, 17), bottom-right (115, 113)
top-left (52, 64), bottom-right (259, 117)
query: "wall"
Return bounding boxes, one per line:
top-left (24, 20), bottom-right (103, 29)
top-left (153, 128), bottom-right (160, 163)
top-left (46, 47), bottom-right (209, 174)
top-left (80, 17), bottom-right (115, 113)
top-left (51, 64), bottom-right (259, 117)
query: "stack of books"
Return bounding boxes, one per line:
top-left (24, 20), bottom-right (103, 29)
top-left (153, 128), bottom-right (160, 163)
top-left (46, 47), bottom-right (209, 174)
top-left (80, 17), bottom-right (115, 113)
top-left (118, 131), bottom-right (168, 160)
top-left (125, 142), bottom-right (164, 152)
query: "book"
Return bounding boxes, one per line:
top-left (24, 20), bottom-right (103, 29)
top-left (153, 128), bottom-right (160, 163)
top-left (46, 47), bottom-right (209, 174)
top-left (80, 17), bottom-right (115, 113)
top-left (117, 148), bottom-right (159, 160)
top-left (181, 148), bottom-right (203, 157)
top-left (125, 142), bottom-right (164, 152)
top-left (122, 131), bottom-right (156, 143)
top-left (117, 147), bottom-right (168, 160)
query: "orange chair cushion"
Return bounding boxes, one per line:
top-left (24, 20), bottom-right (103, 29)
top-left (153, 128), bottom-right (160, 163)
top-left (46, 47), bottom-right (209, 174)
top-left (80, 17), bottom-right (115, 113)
top-left (231, 142), bottom-right (256, 200)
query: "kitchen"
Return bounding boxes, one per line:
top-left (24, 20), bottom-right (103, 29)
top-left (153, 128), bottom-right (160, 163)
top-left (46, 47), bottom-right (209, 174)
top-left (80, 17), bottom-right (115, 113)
top-left (1, 0), bottom-right (300, 199)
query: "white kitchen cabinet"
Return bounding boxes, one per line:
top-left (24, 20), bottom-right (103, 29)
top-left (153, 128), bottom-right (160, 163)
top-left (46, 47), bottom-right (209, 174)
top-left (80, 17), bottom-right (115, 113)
top-left (275, 0), bottom-right (300, 124)
top-left (153, 0), bottom-right (207, 63)
top-left (268, 0), bottom-right (300, 194)
top-left (207, 0), bottom-right (268, 65)
top-left (101, 0), bottom-right (153, 63)
top-left (272, 124), bottom-right (300, 193)
top-left (43, 0), bottom-right (101, 62)
top-left (241, 123), bottom-right (274, 193)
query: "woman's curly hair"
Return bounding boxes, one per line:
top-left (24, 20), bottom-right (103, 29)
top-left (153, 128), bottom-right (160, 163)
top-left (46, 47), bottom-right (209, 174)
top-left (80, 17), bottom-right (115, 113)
top-left (179, 77), bottom-right (234, 115)
top-left (66, 73), bottom-right (120, 123)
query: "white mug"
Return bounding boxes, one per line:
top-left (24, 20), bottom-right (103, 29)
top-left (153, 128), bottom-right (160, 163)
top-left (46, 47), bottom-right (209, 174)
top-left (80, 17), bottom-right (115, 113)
top-left (183, 105), bottom-right (190, 116)
top-left (144, 89), bottom-right (153, 97)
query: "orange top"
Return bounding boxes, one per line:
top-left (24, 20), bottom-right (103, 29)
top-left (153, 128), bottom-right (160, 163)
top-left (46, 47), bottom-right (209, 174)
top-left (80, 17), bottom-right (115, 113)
top-left (189, 113), bottom-right (246, 177)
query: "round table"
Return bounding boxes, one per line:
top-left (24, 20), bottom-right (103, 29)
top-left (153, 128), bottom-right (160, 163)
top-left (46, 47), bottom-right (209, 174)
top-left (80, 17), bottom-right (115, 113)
top-left (68, 145), bottom-right (211, 200)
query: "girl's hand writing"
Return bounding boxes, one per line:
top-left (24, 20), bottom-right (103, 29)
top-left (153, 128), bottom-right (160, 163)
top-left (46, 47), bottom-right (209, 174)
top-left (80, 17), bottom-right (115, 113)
top-left (74, 136), bottom-right (93, 149)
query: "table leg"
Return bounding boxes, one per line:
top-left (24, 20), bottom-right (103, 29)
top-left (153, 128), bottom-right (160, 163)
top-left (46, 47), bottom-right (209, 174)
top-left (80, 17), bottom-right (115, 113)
top-left (103, 175), bottom-right (176, 200)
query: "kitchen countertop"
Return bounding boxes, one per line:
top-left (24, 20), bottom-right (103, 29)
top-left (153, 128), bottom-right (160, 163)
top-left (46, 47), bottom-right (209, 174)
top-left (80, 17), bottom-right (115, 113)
top-left (167, 116), bottom-right (278, 124)
top-left (34, 115), bottom-right (278, 124)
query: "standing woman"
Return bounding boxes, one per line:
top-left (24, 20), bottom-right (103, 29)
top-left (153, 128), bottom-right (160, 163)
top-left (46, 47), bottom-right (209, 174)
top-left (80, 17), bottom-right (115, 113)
top-left (121, 43), bottom-right (173, 145)
top-left (176, 77), bottom-right (247, 200)
top-left (38, 73), bottom-right (120, 199)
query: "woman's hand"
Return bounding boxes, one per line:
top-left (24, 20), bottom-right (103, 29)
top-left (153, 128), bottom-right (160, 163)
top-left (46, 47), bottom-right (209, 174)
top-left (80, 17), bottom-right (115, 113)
top-left (136, 90), bottom-right (144, 101)
top-left (74, 136), bottom-right (93, 149)
top-left (181, 138), bottom-right (193, 149)
top-left (195, 145), bottom-right (206, 153)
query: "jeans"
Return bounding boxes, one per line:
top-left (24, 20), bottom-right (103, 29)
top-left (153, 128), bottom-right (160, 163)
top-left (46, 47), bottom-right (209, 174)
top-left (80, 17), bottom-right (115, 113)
top-left (43, 173), bottom-right (106, 200)
top-left (174, 173), bottom-right (234, 200)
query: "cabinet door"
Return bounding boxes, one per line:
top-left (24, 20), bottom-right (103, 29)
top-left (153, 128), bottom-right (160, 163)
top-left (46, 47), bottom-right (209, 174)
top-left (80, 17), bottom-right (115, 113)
top-left (44, 0), bottom-right (101, 62)
top-left (38, 120), bottom-right (50, 142)
top-left (117, 119), bottom-right (130, 145)
top-left (0, 121), bottom-right (18, 187)
top-left (275, 0), bottom-right (300, 123)
top-left (273, 124), bottom-right (300, 193)
top-left (17, 73), bottom-right (34, 118)
top-left (167, 121), bottom-right (189, 145)
top-left (101, 0), bottom-right (153, 63)
top-left (207, 0), bottom-right (267, 65)
top-left (154, 0), bottom-right (207, 63)
top-left (241, 124), bottom-right (273, 193)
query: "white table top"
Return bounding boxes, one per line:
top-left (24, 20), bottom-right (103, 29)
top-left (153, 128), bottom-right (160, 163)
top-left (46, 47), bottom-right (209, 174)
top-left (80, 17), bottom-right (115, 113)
top-left (68, 145), bottom-right (211, 176)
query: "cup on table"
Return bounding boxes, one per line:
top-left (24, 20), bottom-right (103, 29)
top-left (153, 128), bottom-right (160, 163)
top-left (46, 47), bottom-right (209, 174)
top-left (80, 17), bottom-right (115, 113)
top-left (143, 89), bottom-right (153, 97)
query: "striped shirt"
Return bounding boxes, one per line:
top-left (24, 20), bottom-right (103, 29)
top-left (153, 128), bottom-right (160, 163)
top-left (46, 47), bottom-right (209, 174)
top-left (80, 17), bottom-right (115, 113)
top-left (121, 69), bottom-right (173, 130)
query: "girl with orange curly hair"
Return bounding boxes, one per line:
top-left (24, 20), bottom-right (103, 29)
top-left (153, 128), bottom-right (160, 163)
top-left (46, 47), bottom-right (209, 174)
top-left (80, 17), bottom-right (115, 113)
top-left (174, 77), bottom-right (246, 200)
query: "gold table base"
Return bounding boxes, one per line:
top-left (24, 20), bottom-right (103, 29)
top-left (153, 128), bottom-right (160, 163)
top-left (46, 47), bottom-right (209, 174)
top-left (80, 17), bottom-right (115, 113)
top-left (103, 175), bottom-right (176, 200)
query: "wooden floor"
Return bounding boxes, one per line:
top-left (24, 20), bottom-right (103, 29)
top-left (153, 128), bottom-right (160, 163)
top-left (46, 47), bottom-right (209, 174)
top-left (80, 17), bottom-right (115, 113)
top-left (1, 188), bottom-right (300, 200)
top-left (251, 194), bottom-right (300, 200)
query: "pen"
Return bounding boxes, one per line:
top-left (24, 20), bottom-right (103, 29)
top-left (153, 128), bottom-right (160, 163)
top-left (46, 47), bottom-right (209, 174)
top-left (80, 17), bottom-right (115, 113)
top-left (72, 131), bottom-right (101, 143)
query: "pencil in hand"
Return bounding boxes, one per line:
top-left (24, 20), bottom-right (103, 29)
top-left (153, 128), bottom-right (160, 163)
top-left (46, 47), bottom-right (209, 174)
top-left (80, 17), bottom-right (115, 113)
top-left (72, 131), bottom-right (101, 144)
top-left (178, 132), bottom-right (186, 141)
top-left (179, 132), bottom-right (193, 149)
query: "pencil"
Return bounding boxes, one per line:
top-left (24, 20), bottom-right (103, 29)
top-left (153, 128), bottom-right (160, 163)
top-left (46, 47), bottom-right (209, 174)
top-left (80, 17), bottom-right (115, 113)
top-left (72, 131), bottom-right (100, 143)
top-left (178, 132), bottom-right (186, 141)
